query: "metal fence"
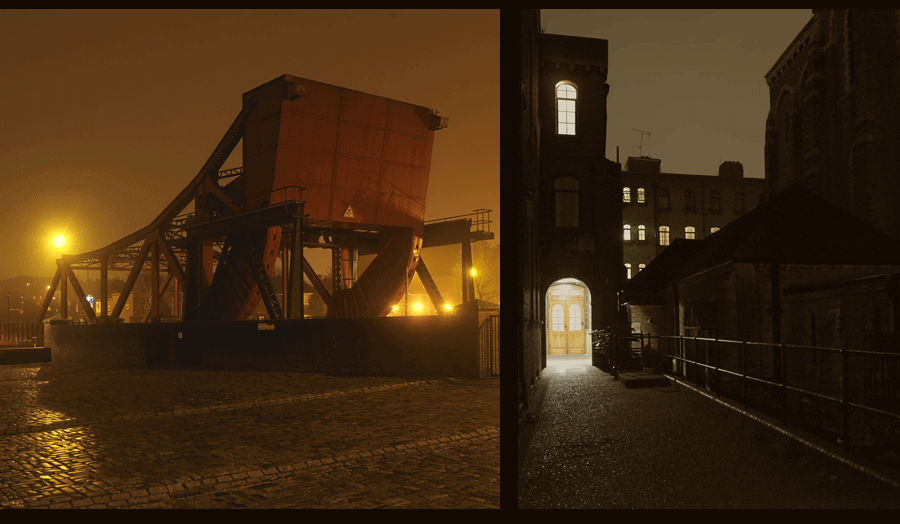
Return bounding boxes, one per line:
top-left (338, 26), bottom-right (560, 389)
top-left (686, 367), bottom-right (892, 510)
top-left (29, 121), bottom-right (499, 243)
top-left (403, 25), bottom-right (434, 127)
top-left (480, 314), bottom-right (499, 377)
top-left (615, 334), bottom-right (900, 454)
top-left (0, 323), bottom-right (43, 346)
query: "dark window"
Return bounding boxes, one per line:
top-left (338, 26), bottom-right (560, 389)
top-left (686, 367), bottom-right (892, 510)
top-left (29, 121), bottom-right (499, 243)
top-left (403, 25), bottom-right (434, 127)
top-left (710, 191), bottom-right (720, 211)
top-left (684, 190), bottom-right (695, 210)
top-left (735, 192), bottom-right (745, 212)
top-left (554, 177), bottom-right (579, 227)
top-left (658, 190), bottom-right (669, 209)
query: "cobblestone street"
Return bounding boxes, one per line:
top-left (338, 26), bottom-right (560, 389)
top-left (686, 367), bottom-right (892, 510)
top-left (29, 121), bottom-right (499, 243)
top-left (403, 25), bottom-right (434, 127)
top-left (0, 363), bottom-right (499, 509)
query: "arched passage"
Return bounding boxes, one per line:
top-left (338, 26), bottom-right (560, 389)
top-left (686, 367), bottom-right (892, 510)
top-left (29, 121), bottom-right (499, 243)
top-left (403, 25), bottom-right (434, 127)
top-left (545, 278), bottom-right (592, 359)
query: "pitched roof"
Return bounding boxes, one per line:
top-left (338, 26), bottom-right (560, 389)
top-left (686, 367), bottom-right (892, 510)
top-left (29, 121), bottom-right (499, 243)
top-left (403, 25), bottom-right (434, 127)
top-left (623, 184), bottom-right (900, 298)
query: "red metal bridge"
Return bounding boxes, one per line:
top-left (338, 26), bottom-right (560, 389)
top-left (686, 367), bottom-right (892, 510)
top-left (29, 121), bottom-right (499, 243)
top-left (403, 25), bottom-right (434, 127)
top-left (37, 75), bottom-right (492, 324)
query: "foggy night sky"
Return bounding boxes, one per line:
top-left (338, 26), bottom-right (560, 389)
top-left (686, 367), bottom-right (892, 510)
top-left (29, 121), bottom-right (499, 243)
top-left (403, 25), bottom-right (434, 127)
top-left (0, 9), bottom-right (498, 281)
top-left (540, 9), bottom-right (813, 178)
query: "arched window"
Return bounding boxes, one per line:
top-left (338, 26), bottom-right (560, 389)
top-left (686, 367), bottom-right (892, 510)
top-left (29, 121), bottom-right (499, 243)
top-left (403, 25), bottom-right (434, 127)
top-left (638, 263), bottom-right (646, 273)
top-left (554, 176), bottom-right (579, 227)
top-left (624, 224), bottom-right (631, 241)
top-left (735, 192), bottom-right (745, 212)
top-left (625, 263), bottom-right (632, 280)
top-left (710, 191), bottom-right (721, 211)
top-left (556, 82), bottom-right (576, 135)
top-left (637, 188), bottom-right (645, 204)
top-left (638, 225), bottom-right (646, 241)
top-left (685, 226), bottom-right (696, 240)
top-left (569, 304), bottom-right (582, 330)
top-left (657, 189), bottom-right (669, 209)
top-left (551, 304), bottom-right (565, 331)
top-left (623, 187), bottom-right (631, 203)
top-left (710, 226), bottom-right (720, 234)
top-left (659, 226), bottom-right (670, 246)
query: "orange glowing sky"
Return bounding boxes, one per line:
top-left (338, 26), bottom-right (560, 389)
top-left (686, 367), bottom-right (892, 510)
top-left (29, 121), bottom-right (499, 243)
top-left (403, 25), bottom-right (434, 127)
top-left (0, 9), bottom-right (498, 280)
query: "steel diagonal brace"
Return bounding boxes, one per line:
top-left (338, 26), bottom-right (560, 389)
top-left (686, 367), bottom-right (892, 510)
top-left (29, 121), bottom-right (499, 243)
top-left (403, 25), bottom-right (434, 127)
top-left (36, 267), bottom-right (62, 322)
top-left (112, 240), bottom-right (152, 319)
top-left (63, 264), bottom-right (97, 322)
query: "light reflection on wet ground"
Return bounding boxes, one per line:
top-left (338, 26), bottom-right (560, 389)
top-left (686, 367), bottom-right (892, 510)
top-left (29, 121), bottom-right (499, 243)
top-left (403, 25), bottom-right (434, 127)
top-left (0, 363), bottom-right (499, 508)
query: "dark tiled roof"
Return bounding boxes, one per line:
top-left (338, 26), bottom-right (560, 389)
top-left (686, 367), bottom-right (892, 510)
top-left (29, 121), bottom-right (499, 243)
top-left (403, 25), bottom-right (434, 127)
top-left (623, 185), bottom-right (900, 298)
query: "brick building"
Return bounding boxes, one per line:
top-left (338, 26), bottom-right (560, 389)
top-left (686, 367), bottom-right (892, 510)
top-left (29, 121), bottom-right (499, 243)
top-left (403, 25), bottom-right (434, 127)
top-left (764, 9), bottom-right (900, 239)
top-left (537, 32), bottom-right (623, 361)
top-left (516, 11), bottom-right (624, 413)
top-left (621, 157), bottom-right (767, 280)
top-left (517, 9), bottom-right (542, 412)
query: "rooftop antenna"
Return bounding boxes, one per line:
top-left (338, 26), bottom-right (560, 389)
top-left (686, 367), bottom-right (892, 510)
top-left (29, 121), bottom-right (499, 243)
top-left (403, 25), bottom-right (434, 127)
top-left (631, 128), bottom-right (651, 157)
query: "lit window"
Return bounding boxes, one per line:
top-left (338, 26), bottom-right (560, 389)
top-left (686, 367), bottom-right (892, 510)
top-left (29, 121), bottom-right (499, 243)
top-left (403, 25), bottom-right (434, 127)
top-left (658, 189), bottom-right (669, 209)
top-left (551, 304), bottom-right (565, 331)
top-left (638, 225), bottom-right (646, 241)
top-left (625, 263), bottom-right (632, 280)
top-left (684, 190), bottom-right (695, 210)
top-left (711, 226), bottom-right (720, 234)
top-left (735, 192), bottom-right (745, 212)
top-left (637, 188), bottom-right (645, 203)
top-left (685, 226), bottom-right (696, 240)
top-left (638, 263), bottom-right (646, 273)
top-left (623, 187), bottom-right (631, 203)
top-left (556, 82), bottom-right (576, 135)
top-left (624, 224), bottom-right (631, 241)
top-left (554, 176), bottom-right (579, 227)
top-left (569, 304), bottom-right (582, 330)
top-left (711, 191), bottom-right (720, 211)
top-left (659, 226), bottom-right (670, 246)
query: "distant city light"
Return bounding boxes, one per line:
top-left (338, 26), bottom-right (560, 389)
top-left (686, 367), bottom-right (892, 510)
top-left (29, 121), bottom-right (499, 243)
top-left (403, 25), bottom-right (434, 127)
top-left (51, 234), bottom-right (67, 249)
top-left (413, 302), bottom-right (423, 312)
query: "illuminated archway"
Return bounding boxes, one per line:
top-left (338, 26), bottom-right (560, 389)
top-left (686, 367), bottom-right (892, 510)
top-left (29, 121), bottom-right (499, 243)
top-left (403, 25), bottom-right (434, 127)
top-left (545, 278), bottom-right (592, 362)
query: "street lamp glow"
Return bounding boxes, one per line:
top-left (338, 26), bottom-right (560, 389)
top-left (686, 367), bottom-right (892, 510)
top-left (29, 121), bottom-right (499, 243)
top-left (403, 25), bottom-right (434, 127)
top-left (443, 304), bottom-right (452, 311)
top-left (51, 234), bottom-right (67, 249)
top-left (413, 302), bottom-right (423, 312)
top-left (470, 268), bottom-right (477, 277)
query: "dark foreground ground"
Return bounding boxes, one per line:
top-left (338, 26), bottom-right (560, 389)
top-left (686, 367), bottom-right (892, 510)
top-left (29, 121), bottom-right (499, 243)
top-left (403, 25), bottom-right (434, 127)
top-left (0, 362), bottom-right (499, 509)
top-left (518, 355), bottom-right (900, 509)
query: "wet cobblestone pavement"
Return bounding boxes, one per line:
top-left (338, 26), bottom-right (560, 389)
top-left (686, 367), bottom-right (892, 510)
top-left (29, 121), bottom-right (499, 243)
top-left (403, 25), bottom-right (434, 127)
top-left (0, 363), bottom-right (499, 509)
top-left (518, 356), bottom-right (900, 509)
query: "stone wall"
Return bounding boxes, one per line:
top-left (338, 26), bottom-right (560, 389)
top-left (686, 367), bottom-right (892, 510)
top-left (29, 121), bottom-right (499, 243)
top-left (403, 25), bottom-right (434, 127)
top-left (44, 309), bottom-right (481, 378)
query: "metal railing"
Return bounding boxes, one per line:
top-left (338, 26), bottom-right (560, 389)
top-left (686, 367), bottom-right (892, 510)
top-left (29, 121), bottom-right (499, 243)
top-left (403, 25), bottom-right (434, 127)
top-left (0, 323), bottom-right (43, 346)
top-left (616, 334), bottom-right (900, 453)
top-left (479, 314), bottom-right (500, 377)
top-left (425, 209), bottom-right (492, 234)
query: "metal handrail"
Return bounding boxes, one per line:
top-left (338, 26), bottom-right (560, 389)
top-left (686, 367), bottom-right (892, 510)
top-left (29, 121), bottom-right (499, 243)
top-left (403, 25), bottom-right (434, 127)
top-left (618, 334), bottom-right (900, 453)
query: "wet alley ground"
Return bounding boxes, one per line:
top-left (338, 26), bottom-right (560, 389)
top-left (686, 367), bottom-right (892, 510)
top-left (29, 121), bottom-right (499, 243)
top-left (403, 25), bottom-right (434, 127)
top-left (0, 362), bottom-right (498, 509)
top-left (518, 354), bottom-right (900, 509)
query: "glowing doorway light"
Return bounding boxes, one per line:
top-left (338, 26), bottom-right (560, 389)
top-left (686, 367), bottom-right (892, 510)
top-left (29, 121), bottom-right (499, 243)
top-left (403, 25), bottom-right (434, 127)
top-left (51, 234), bottom-right (67, 249)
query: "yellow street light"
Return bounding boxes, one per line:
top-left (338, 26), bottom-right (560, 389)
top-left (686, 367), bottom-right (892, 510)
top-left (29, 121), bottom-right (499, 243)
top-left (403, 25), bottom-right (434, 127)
top-left (51, 234), bottom-right (67, 249)
top-left (413, 302), bottom-right (423, 312)
top-left (443, 304), bottom-right (452, 311)
top-left (470, 268), bottom-right (477, 277)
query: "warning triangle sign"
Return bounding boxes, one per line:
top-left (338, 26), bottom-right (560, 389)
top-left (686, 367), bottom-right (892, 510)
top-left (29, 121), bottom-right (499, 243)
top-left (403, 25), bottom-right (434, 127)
top-left (342, 205), bottom-right (354, 218)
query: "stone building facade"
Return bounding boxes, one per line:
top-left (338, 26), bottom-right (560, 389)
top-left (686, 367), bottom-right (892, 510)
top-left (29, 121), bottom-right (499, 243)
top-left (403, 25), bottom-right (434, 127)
top-left (764, 9), bottom-right (900, 240)
top-left (621, 157), bottom-right (767, 280)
